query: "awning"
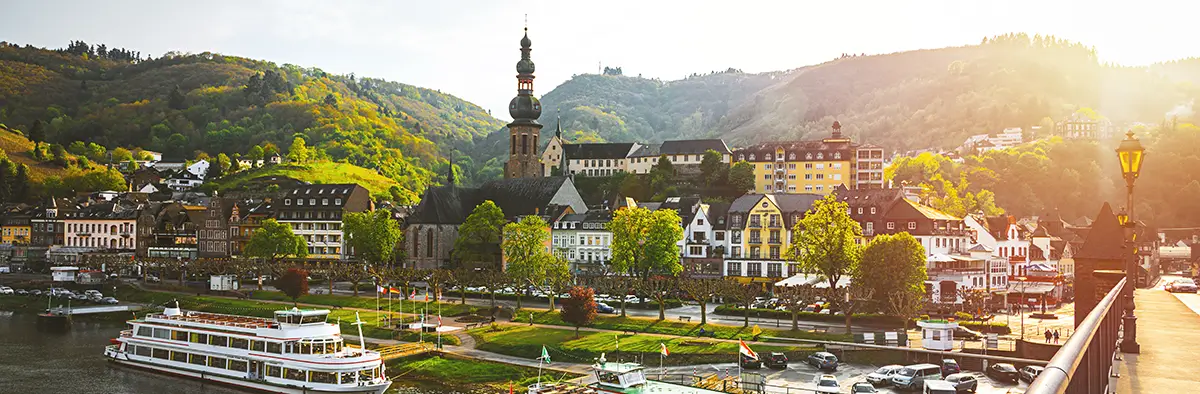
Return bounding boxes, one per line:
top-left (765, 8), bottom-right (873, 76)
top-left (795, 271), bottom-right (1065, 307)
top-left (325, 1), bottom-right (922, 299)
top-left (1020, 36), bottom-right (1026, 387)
top-left (1007, 282), bottom-right (1057, 294)
top-left (774, 273), bottom-right (850, 288)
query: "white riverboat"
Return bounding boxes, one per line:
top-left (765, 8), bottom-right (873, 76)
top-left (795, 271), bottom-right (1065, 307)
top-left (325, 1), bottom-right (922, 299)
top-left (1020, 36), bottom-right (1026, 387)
top-left (104, 302), bottom-right (391, 394)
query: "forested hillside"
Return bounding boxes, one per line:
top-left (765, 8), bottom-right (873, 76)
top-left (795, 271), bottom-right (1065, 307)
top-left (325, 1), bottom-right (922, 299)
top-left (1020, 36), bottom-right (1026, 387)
top-left (0, 40), bottom-right (507, 201)
top-left (537, 34), bottom-right (1200, 152)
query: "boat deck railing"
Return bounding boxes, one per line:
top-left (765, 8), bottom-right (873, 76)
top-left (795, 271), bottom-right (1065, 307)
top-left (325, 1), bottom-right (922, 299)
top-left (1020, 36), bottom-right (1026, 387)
top-left (146, 311), bottom-right (280, 330)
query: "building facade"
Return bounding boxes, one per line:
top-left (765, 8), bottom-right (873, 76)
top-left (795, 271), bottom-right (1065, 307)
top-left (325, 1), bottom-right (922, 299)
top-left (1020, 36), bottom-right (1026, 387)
top-left (63, 202), bottom-right (139, 251)
top-left (276, 184), bottom-right (373, 261)
top-left (722, 194), bottom-right (822, 283)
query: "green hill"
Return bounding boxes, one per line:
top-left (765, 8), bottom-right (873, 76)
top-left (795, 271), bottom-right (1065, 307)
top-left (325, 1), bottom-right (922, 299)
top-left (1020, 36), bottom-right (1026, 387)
top-left (0, 40), bottom-right (507, 201)
top-left (211, 162), bottom-right (407, 202)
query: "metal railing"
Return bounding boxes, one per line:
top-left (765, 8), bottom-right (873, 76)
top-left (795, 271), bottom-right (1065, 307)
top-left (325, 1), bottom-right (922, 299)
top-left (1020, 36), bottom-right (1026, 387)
top-left (1026, 277), bottom-right (1126, 394)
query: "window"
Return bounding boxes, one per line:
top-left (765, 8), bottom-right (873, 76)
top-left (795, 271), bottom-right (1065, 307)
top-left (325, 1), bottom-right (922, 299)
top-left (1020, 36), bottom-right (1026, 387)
top-left (715, 231), bottom-right (725, 241)
top-left (805, 174), bottom-right (812, 180)
top-left (189, 354), bottom-right (207, 366)
top-left (727, 262), bottom-right (742, 276)
top-left (322, 199), bottom-right (328, 206)
top-left (857, 208), bottom-right (863, 214)
top-left (870, 207), bottom-right (876, 214)
top-left (788, 163), bottom-right (797, 169)
top-left (285, 199), bottom-right (292, 206)
top-left (309, 199), bottom-right (316, 205)
top-left (908, 222), bottom-right (916, 230)
top-left (285, 368), bottom-right (307, 381)
top-left (171, 351), bottom-right (187, 362)
top-left (887, 222), bottom-right (895, 230)
top-left (689, 246), bottom-right (704, 256)
top-left (189, 332), bottom-right (208, 344)
top-left (135, 345), bottom-right (152, 357)
top-left (748, 262), bottom-right (763, 276)
top-left (137, 326), bottom-right (152, 337)
top-left (816, 163), bottom-right (825, 170)
top-left (152, 348), bottom-right (170, 360)
top-left (210, 335), bottom-right (229, 347)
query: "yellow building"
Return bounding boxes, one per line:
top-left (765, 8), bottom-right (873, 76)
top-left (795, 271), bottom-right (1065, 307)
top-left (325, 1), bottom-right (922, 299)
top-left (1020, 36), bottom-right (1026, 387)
top-left (1, 209), bottom-right (32, 245)
top-left (723, 194), bottom-right (822, 283)
top-left (732, 124), bottom-right (884, 194)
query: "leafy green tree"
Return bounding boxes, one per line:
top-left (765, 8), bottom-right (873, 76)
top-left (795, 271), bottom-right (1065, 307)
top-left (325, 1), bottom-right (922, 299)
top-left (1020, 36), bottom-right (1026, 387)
top-left (501, 215), bottom-right (554, 310)
top-left (244, 219), bottom-right (308, 289)
top-left (85, 143), bottom-right (105, 162)
top-left (342, 210), bottom-right (404, 266)
top-left (786, 194), bottom-right (862, 291)
top-left (11, 164), bottom-right (30, 202)
top-left (648, 155), bottom-right (675, 195)
top-left (125, 159), bottom-right (139, 171)
top-left (28, 120), bottom-right (44, 150)
top-left (323, 93), bottom-right (338, 107)
top-left (606, 206), bottom-right (684, 278)
top-left (213, 153), bottom-right (231, 177)
top-left (454, 201), bottom-right (506, 269)
top-left (560, 286), bottom-right (597, 338)
top-left (247, 145), bottom-right (265, 166)
top-left (111, 147), bottom-right (133, 163)
top-left (168, 85), bottom-right (187, 110)
top-left (68, 141), bottom-right (87, 156)
top-left (856, 232), bottom-right (927, 310)
top-left (699, 149), bottom-right (726, 187)
top-left (287, 137), bottom-right (309, 163)
top-left (728, 161), bottom-right (755, 192)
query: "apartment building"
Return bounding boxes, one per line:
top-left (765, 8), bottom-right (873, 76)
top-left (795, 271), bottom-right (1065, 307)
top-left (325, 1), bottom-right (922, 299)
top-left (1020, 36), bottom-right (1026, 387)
top-left (276, 184), bottom-right (373, 261)
top-left (733, 125), bottom-right (882, 194)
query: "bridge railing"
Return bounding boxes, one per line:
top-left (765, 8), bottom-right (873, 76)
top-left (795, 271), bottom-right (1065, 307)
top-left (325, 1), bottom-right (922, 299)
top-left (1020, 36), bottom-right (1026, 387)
top-left (1026, 277), bottom-right (1126, 394)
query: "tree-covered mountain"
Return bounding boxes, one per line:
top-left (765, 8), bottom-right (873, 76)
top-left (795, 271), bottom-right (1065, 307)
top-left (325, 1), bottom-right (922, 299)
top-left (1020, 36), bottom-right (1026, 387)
top-left (0, 40), bottom-right (507, 201)
top-left (536, 34), bottom-right (1200, 152)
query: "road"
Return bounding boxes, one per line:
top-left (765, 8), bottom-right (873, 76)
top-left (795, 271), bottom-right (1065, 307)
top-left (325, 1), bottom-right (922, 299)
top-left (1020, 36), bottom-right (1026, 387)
top-left (643, 361), bottom-right (1030, 394)
top-left (1161, 273), bottom-right (1200, 315)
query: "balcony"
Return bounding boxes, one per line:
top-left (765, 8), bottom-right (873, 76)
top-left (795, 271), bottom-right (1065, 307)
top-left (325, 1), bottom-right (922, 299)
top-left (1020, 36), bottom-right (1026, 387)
top-left (748, 238), bottom-right (762, 244)
top-left (767, 238), bottom-right (782, 245)
top-left (775, 166), bottom-right (785, 173)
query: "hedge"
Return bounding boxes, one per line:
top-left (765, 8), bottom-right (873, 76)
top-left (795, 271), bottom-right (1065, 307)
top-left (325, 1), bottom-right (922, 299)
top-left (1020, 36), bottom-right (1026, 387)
top-left (445, 290), bottom-right (683, 310)
top-left (713, 305), bottom-right (906, 327)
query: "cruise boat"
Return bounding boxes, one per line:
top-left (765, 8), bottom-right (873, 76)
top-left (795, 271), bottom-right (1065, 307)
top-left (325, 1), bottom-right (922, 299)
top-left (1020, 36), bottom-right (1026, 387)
top-left (104, 302), bottom-right (391, 394)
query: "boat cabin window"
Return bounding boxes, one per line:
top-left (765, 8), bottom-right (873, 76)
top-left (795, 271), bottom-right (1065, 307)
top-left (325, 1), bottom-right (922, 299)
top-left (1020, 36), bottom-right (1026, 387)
top-left (267, 365), bottom-right (283, 378)
top-left (339, 371), bottom-right (356, 384)
top-left (136, 326), bottom-right (152, 337)
top-left (310, 371), bottom-right (337, 384)
top-left (597, 371), bottom-right (621, 385)
top-left (230, 337), bottom-right (249, 349)
top-left (284, 367), bottom-right (307, 381)
top-left (266, 341), bottom-right (283, 354)
top-left (275, 310), bottom-right (330, 325)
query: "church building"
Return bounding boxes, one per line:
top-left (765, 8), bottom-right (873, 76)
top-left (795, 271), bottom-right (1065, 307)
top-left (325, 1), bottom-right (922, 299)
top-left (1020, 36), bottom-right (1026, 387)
top-left (504, 27), bottom-right (544, 179)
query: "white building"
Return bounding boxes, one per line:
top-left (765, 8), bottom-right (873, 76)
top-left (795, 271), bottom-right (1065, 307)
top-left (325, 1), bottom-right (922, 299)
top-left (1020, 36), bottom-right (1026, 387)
top-left (187, 159), bottom-right (210, 178)
top-left (276, 184), bottom-right (373, 261)
top-left (550, 210), bottom-right (613, 275)
top-left (63, 202), bottom-right (139, 250)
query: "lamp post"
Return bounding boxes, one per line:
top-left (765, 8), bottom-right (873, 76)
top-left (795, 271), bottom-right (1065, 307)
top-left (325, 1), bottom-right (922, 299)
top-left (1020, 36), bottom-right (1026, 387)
top-left (1115, 130), bottom-right (1145, 354)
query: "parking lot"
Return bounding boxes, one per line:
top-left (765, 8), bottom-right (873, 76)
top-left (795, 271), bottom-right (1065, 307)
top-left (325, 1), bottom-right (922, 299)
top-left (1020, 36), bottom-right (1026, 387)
top-left (661, 360), bottom-right (1030, 393)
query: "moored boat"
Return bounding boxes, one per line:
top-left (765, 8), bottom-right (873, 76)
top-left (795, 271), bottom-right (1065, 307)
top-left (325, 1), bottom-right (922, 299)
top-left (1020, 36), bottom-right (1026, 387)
top-left (104, 301), bottom-right (391, 394)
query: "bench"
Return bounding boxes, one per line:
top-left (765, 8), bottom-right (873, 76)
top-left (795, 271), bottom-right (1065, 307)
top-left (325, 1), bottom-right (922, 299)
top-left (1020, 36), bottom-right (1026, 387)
top-left (622, 330), bottom-right (637, 335)
top-left (678, 316), bottom-right (692, 322)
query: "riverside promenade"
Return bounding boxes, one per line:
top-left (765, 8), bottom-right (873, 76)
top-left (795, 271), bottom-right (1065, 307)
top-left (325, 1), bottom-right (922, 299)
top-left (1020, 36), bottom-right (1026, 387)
top-left (1114, 285), bottom-right (1200, 393)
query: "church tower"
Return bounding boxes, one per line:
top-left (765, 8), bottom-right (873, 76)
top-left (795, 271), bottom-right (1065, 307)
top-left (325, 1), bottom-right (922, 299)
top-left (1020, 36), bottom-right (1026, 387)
top-left (504, 26), bottom-right (544, 179)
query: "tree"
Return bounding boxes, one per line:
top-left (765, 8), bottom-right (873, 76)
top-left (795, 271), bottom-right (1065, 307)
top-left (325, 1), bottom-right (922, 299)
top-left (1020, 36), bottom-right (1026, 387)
top-left (591, 274), bottom-right (635, 317)
top-left (475, 270), bottom-right (507, 310)
top-left (636, 276), bottom-right (676, 320)
top-left (560, 286), bottom-right (598, 338)
top-left (276, 267), bottom-right (310, 306)
top-left (287, 137), bottom-right (309, 163)
top-left (724, 281), bottom-right (763, 327)
top-left (11, 164), bottom-right (30, 202)
top-left (168, 85), bottom-right (187, 110)
top-left (28, 120), bottom-right (44, 150)
top-left (786, 194), bottom-right (862, 290)
top-left (343, 210), bottom-right (403, 266)
top-left (699, 149), bottom-right (726, 187)
top-left (323, 93), bottom-right (338, 107)
top-left (832, 284), bottom-right (876, 334)
top-left (502, 215), bottom-right (555, 310)
top-left (111, 147), bottom-right (133, 163)
top-left (247, 145), bottom-right (265, 166)
top-left (677, 275), bottom-right (725, 325)
top-left (606, 207), bottom-right (684, 278)
top-left (125, 159), bottom-right (139, 171)
top-left (888, 290), bottom-right (925, 332)
top-left (454, 201), bottom-right (506, 269)
top-left (649, 155), bottom-right (675, 195)
top-left (244, 219), bottom-right (308, 287)
top-left (776, 284), bottom-right (820, 331)
top-left (215, 153), bottom-right (232, 173)
top-left (537, 253), bottom-right (572, 311)
top-left (856, 232), bottom-right (927, 310)
top-left (728, 161), bottom-right (755, 192)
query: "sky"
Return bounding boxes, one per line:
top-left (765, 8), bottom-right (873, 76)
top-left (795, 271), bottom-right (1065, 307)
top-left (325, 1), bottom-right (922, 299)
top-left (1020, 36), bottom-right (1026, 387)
top-left (2, 0), bottom-right (1198, 120)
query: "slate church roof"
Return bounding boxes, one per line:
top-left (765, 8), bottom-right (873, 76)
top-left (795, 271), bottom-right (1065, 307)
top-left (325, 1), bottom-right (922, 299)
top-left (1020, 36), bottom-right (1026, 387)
top-left (407, 177), bottom-right (587, 225)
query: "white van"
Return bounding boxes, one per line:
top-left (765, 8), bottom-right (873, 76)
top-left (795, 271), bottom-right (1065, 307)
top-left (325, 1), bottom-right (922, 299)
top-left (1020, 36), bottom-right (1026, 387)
top-left (892, 363), bottom-right (943, 390)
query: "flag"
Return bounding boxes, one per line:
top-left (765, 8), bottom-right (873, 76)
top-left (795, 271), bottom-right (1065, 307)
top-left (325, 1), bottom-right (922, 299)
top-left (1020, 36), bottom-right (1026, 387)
top-left (437, 315), bottom-right (443, 327)
top-left (389, 287), bottom-right (401, 294)
top-left (376, 285), bottom-right (386, 294)
top-left (424, 290), bottom-right (429, 302)
top-left (509, 382), bottom-right (514, 394)
top-left (660, 342), bottom-right (670, 357)
top-left (410, 289), bottom-right (417, 300)
top-left (738, 339), bottom-right (758, 360)
top-left (539, 345), bottom-right (551, 363)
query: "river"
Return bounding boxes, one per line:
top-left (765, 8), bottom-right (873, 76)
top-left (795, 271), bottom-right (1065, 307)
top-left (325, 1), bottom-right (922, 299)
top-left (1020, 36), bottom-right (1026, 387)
top-left (0, 312), bottom-right (439, 394)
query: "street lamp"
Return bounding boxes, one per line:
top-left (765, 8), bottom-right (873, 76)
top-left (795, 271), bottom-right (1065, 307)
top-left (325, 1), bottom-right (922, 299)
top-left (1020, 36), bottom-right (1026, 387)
top-left (1115, 130), bottom-right (1145, 354)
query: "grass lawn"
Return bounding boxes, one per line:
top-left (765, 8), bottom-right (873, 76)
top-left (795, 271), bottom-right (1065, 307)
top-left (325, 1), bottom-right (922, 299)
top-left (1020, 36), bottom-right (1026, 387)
top-left (249, 290), bottom-right (483, 317)
top-left (213, 162), bottom-right (403, 200)
top-left (512, 308), bottom-right (852, 343)
top-left (386, 354), bottom-right (567, 391)
top-left (470, 325), bottom-right (817, 367)
top-left (118, 286), bottom-right (459, 345)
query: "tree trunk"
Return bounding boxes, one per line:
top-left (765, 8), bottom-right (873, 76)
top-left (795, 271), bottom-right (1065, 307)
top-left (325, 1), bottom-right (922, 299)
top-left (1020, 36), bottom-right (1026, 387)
top-left (845, 312), bottom-right (853, 335)
top-left (178, 268), bottom-right (185, 286)
top-left (461, 289), bottom-right (467, 305)
top-left (792, 310), bottom-right (799, 331)
top-left (516, 293), bottom-right (523, 310)
top-left (351, 279), bottom-right (360, 297)
top-left (699, 301), bottom-right (708, 325)
top-left (548, 293), bottom-right (555, 311)
top-left (658, 297), bottom-right (665, 321)
top-left (489, 290), bottom-right (496, 309)
top-left (575, 326), bottom-right (580, 339)
top-left (620, 299), bottom-right (627, 317)
top-left (328, 275), bottom-right (334, 295)
top-left (743, 302), bottom-right (750, 327)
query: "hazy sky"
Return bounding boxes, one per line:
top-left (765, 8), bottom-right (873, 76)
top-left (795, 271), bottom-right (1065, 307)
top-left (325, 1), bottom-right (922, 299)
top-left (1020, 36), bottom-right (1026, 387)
top-left (3, 0), bottom-right (1197, 119)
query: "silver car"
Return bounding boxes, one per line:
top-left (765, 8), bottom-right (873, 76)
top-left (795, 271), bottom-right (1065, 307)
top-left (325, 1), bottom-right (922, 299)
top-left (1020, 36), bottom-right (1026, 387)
top-left (866, 365), bottom-right (904, 386)
top-left (944, 373), bottom-right (978, 392)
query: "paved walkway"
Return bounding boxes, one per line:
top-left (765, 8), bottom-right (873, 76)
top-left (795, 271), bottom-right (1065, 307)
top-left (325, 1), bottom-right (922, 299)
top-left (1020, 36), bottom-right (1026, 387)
top-left (1115, 287), bottom-right (1200, 393)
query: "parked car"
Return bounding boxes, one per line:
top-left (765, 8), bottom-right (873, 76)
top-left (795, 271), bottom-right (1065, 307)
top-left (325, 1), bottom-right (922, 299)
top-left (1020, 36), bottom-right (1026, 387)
top-left (892, 363), bottom-right (942, 391)
top-left (1019, 365), bottom-right (1045, 383)
top-left (596, 302), bottom-right (616, 314)
top-left (624, 295), bottom-right (639, 304)
top-left (866, 364), bottom-right (904, 386)
top-left (953, 327), bottom-right (984, 340)
top-left (15, 289), bottom-right (28, 295)
top-left (986, 363), bottom-right (1019, 383)
top-left (1167, 278), bottom-right (1198, 293)
top-left (89, 294), bottom-right (104, 303)
top-left (29, 289), bottom-right (42, 296)
top-left (101, 297), bottom-right (119, 305)
top-left (806, 352), bottom-right (839, 371)
top-left (85, 290), bottom-right (103, 298)
top-left (596, 294), bottom-right (611, 302)
top-left (944, 373), bottom-right (978, 393)
top-left (765, 352), bottom-right (788, 369)
top-left (923, 380), bottom-right (958, 394)
top-left (851, 382), bottom-right (879, 393)
top-left (941, 359), bottom-right (961, 375)
top-left (147, 275), bottom-right (161, 283)
top-left (815, 374), bottom-right (840, 394)
top-left (0, 286), bottom-right (13, 295)
top-left (72, 293), bottom-right (89, 301)
top-left (739, 353), bottom-right (762, 369)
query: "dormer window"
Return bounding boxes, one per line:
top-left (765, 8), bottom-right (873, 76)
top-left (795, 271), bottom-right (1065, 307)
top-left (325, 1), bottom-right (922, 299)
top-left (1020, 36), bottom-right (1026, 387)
top-left (285, 199), bottom-right (292, 206)
top-left (765, 154), bottom-right (772, 160)
top-left (749, 154), bottom-right (756, 161)
top-left (834, 152), bottom-right (841, 159)
top-left (817, 153), bottom-right (824, 160)
top-left (322, 199), bottom-right (328, 206)
top-left (738, 154), bottom-right (745, 161)
top-left (335, 198), bottom-right (342, 206)
top-left (806, 153), bottom-right (813, 160)
top-left (789, 153), bottom-right (796, 160)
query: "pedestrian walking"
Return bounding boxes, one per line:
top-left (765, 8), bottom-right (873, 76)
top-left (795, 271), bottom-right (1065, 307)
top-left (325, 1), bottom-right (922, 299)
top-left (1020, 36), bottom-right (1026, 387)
top-left (1053, 329), bottom-right (1060, 344)
top-left (1044, 329), bottom-right (1052, 343)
